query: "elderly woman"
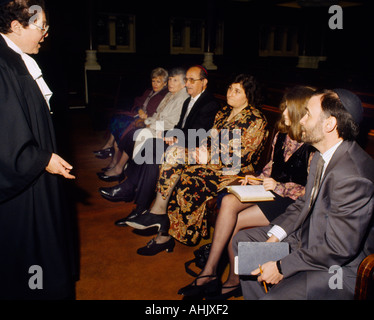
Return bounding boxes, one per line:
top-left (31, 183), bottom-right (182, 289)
top-left (98, 67), bottom-right (188, 182)
top-left (0, 0), bottom-right (77, 299)
top-left (95, 67), bottom-right (168, 180)
top-left (126, 74), bottom-right (269, 255)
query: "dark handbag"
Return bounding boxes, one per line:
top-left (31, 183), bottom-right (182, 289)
top-left (184, 243), bottom-right (211, 277)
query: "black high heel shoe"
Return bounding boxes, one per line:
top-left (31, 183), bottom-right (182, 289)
top-left (125, 210), bottom-right (169, 233)
top-left (93, 147), bottom-right (114, 159)
top-left (101, 165), bottom-right (115, 171)
top-left (137, 238), bottom-right (175, 256)
top-left (178, 275), bottom-right (221, 297)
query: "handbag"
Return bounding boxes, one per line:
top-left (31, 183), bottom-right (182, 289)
top-left (184, 243), bottom-right (211, 277)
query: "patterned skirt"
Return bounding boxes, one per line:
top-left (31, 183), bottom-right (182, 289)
top-left (158, 155), bottom-right (222, 246)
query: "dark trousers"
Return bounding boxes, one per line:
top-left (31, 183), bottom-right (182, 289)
top-left (125, 138), bottom-right (169, 210)
top-left (118, 128), bottom-right (137, 156)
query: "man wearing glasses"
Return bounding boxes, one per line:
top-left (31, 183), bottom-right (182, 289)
top-left (179, 66), bottom-right (209, 129)
top-left (100, 65), bottom-right (221, 234)
top-left (0, 0), bottom-right (77, 299)
top-left (30, 21), bottom-right (49, 37)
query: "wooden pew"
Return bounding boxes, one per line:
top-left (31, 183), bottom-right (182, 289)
top-left (355, 253), bottom-right (374, 300)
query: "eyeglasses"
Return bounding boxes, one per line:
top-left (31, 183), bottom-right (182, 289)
top-left (184, 78), bottom-right (203, 84)
top-left (30, 23), bottom-right (49, 36)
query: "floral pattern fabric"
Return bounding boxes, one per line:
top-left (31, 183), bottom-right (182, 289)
top-left (157, 104), bottom-right (268, 245)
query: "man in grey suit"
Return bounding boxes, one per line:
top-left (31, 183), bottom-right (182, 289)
top-left (233, 89), bottom-right (374, 299)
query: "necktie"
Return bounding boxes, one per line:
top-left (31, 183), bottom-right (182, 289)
top-left (181, 98), bottom-right (194, 128)
top-left (301, 155), bottom-right (325, 246)
top-left (309, 155), bottom-right (325, 209)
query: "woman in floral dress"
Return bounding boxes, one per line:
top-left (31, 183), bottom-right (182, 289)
top-left (133, 74), bottom-right (268, 255)
top-left (163, 101), bottom-right (267, 245)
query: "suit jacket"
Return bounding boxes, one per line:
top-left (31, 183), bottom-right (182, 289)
top-left (170, 90), bottom-right (220, 147)
top-left (273, 140), bottom-right (374, 299)
top-left (130, 89), bottom-right (220, 208)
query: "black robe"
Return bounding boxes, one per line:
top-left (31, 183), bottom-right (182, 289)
top-left (0, 36), bottom-right (77, 299)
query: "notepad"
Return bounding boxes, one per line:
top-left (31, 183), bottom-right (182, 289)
top-left (226, 185), bottom-right (275, 202)
top-left (235, 242), bottom-right (289, 275)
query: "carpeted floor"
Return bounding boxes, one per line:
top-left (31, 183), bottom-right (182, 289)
top-left (67, 110), bottom-right (238, 300)
top-left (60, 108), bottom-right (374, 302)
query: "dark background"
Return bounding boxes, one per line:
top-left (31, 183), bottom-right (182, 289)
top-left (35, 0), bottom-right (374, 132)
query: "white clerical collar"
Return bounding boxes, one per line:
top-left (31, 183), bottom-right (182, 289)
top-left (1, 33), bottom-right (53, 110)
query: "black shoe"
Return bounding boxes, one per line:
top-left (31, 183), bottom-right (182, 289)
top-left (97, 171), bottom-right (125, 182)
top-left (205, 284), bottom-right (242, 300)
top-left (101, 165), bottom-right (114, 171)
top-left (137, 238), bottom-right (175, 256)
top-left (125, 210), bottom-right (169, 232)
top-left (114, 207), bottom-right (147, 227)
top-left (178, 275), bottom-right (221, 297)
top-left (99, 182), bottom-right (135, 202)
top-left (93, 147), bottom-right (114, 159)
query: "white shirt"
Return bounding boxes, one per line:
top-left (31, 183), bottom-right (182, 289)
top-left (267, 140), bottom-right (343, 241)
top-left (1, 33), bottom-right (53, 111)
top-left (181, 91), bottom-right (204, 128)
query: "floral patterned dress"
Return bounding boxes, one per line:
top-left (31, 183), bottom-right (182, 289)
top-left (157, 104), bottom-right (268, 245)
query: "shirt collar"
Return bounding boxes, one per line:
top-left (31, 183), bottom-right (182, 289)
top-left (1, 33), bottom-right (53, 110)
top-left (0, 33), bottom-right (42, 80)
top-left (320, 140), bottom-right (343, 175)
top-left (1, 33), bottom-right (23, 54)
top-left (190, 90), bottom-right (204, 104)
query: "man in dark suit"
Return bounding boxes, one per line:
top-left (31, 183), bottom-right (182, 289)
top-left (233, 89), bottom-right (374, 299)
top-left (99, 65), bottom-right (220, 226)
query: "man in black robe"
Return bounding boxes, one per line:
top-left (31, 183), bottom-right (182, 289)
top-left (0, 0), bottom-right (77, 299)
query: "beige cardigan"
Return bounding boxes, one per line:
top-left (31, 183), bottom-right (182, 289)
top-left (133, 88), bottom-right (189, 155)
top-left (144, 87), bottom-right (189, 135)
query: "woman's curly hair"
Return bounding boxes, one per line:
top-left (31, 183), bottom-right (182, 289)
top-left (231, 73), bottom-right (262, 107)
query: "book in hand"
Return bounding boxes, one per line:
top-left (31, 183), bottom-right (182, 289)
top-left (235, 242), bottom-right (289, 275)
top-left (226, 185), bottom-right (275, 202)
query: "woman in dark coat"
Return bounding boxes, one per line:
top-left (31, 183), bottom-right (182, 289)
top-left (0, 0), bottom-right (77, 299)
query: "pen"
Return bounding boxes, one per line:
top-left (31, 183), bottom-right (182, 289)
top-left (259, 265), bottom-right (268, 293)
top-left (239, 177), bottom-right (264, 182)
